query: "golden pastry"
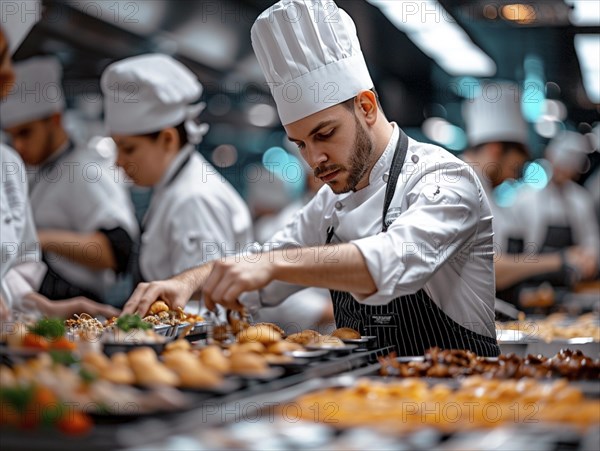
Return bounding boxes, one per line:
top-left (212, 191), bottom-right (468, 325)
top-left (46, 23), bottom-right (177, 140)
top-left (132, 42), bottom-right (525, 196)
top-left (149, 300), bottom-right (169, 315)
top-left (199, 345), bottom-right (231, 374)
top-left (332, 327), bottom-right (361, 339)
top-left (266, 341), bottom-right (303, 355)
top-left (229, 352), bottom-right (269, 375)
top-left (237, 325), bottom-right (281, 344)
top-left (285, 329), bottom-right (321, 345)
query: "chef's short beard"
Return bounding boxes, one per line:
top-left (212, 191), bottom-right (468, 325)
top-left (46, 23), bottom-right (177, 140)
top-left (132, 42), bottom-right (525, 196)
top-left (314, 113), bottom-right (375, 194)
top-left (342, 114), bottom-right (374, 192)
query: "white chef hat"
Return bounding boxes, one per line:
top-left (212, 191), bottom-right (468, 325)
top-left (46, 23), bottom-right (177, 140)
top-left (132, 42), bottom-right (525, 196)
top-left (1, 0), bottom-right (42, 54)
top-left (0, 56), bottom-right (66, 129)
top-left (546, 130), bottom-right (591, 171)
top-left (101, 54), bottom-right (209, 144)
top-left (251, 0), bottom-right (374, 125)
top-left (463, 81), bottom-right (528, 147)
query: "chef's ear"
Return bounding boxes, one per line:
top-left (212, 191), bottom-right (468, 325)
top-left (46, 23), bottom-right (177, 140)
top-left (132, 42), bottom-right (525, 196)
top-left (47, 112), bottom-right (62, 127)
top-left (158, 127), bottom-right (179, 152)
top-left (355, 90), bottom-right (378, 125)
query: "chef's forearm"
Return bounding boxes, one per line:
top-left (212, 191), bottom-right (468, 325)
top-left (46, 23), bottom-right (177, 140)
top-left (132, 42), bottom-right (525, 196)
top-left (271, 243), bottom-right (377, 295)
top-left (176, 260), bottom-right (216, 299)
top-left (495, 253), bottom-right (561, 289)
top-left (39, 230), bottom-right (117, 270)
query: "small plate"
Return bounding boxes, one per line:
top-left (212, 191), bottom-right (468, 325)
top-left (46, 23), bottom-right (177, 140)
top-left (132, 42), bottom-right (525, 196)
top-left (284, 349), bottom-right (330, 359)
top-left (305, 344), bottom-right (358, 354)
top-left (232, 366), bottom-right (285, 381)
top-left (179, 377), bottom-right (243, 395)
top-left (340, 335), bottom-right (377, 344)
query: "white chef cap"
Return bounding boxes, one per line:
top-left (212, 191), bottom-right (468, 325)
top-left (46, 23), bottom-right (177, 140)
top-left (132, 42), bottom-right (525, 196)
top-left (546, 130), bottom-right (591, 171)
top-left (463, 81), bottom-right (528, 147)
top-left (0, 56), bottom-right (66, 129)
top-left (251, 0), bottom-right (374, 125)
top-left (101, 54), bottom-right (208, 144)
top-left (1, 0), bottom-right (42, 54)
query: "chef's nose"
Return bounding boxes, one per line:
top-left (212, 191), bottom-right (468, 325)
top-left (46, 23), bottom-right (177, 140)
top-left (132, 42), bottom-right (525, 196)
top-left (304, 144), bottom-right (328, 168)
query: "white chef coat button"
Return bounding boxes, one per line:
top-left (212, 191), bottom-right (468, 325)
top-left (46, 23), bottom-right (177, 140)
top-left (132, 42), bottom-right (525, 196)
top-left (382, 173), bottom-right (389, 183)
top-left (334, 201), bottom-right (343, 210)
top-left (411, 154), bottom-right (419, 163)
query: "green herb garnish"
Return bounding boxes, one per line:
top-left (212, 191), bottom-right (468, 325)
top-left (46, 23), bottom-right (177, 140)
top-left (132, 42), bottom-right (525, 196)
top-left (28, 318), bottom-right (65, 340)
top-left (49, 350), bottom-right (78, 366)
top-left (115, 314), bottom-right (151, 332)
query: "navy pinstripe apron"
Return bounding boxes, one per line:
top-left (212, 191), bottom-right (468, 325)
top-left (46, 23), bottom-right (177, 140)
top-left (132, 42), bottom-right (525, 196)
top-left (327, 129), bottom-right (500, 357)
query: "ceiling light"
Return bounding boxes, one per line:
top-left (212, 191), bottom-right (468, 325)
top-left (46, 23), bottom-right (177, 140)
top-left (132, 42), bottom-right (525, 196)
top-left (574, 34), bottom-right (600, 104)
top-left (500, 4), bottom-right (537, 24)
top-left (366, 0), bottom-right (496, 77)
top-left (564, 0), bottom-right (600, 26)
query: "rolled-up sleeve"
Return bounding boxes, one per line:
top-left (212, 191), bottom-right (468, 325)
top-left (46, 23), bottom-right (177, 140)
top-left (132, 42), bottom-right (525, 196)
top-left (351, 169), bottom-right (481, 305)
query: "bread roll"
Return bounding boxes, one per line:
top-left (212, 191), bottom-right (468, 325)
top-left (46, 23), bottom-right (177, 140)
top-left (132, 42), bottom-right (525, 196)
top-left (230, 352), bottom-right (268, 375)
top-left (308, 335), bottom-right (344, 348)
top-left (101, 364), bottom-right (136, 385)
top-left (230, 342), bottom-right (266, 354)
top-left (149, 300), bottom-right (169, 315)
top-left (199, 345), bottom-right (231, 374)
top-left (165, 339), bottom-right (191, 352)
top-left (82, 352), bottom-right (111, 372)
top-left (163, 350), bottom-right (222, 388)
top-left (266, 341), bottom-right (302, 355)
top-left (332, 327), bottom-right (361, 339)
top-left (237, 325), bottom-right (281, 344)
top-left (254, 322), bottom-right (285, 336)
top-left (285, 329), bottom-right (321, 345)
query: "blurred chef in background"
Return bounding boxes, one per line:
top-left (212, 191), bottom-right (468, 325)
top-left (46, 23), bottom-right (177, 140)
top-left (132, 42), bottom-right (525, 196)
top-left (124, 0), bottom-right (500, 357)
top-left (0, 25), bottom-right (119, 319)
top-left (100, 54), bottom-right (253, 285)
top-left (511, 131), bottom-right (599, 285)
top-left (1, 56), bottom-right (138, 304)
top-left (462, 81), bottom-right (530, 254)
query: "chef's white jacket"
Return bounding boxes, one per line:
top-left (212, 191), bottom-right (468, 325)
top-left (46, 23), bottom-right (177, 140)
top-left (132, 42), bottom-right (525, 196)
top-left (1, 144), bottom-right (46, 308)
top-left (29, 140), bottom-right (138, 300)
top-left (242, 125), bottom-right (497, 338)
top-left (139, 146), bottom-right (254, 281)
top-left (464, 160), bottom-right (524, 256)
top-left (511, 182), bottom-right (600, 259)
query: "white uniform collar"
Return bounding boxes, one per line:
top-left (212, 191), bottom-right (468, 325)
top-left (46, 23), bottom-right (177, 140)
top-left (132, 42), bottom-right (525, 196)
top-left (154, 144), bottom-right (194, 192)
top-left (367, 122), bottom-right (399, 187)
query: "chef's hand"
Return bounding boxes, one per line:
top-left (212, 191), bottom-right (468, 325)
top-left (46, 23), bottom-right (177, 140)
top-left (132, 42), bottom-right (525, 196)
top-left (25, 293), bottom-right (120, 319)
top-left (565, 246), bottom-right (598, 280)
top-left (0, 295), bottom-right (11, 321)
top-left (203, 255), bottom-right (275, 312)
top-left (122, 279), bottom-right (194, 317)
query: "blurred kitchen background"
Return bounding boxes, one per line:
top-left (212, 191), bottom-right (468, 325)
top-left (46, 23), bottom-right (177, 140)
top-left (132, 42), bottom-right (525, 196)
top-left (5, 0), bottom-right (600, 210)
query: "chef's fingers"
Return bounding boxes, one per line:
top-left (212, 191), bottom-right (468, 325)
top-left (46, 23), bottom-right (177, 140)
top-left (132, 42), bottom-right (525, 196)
top-left (222, 284), bottom-right (245, 311)
top-left (134, 283), bottom-right (165, 317)
top-left (202, 264), bottom-right (223, 311)
top-left (121, 282), bottom-right (149, 316)
top-left (85, 300), bottom-right (120, 319)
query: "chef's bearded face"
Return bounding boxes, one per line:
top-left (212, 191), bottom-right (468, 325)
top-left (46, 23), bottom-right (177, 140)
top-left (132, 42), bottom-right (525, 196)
top-left (3, 115), bottom-right (61, 166)
top-left (285, 92), bottom-right (377, 194)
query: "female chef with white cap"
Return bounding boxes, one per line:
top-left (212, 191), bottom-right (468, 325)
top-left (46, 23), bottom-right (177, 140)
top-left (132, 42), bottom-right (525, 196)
top-left (511, 131), bottom-right (599, 283)
top-left (100, 54), bottom-right (253, 284)
top-left (124, 1), bottom-right (500, 357)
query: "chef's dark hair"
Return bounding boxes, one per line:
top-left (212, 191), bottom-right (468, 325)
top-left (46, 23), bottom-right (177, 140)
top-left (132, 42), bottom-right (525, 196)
top-left (140, 122), bottom-right (188, 148)
top-left (474, 141), bottom-right (529, 157)
top-left (342, 88), bottom-right (382, 112)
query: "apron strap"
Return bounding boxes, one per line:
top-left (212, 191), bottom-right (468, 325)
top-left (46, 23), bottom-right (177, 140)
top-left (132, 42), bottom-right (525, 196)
top-left (382, 129), bottom-right (409, 232)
